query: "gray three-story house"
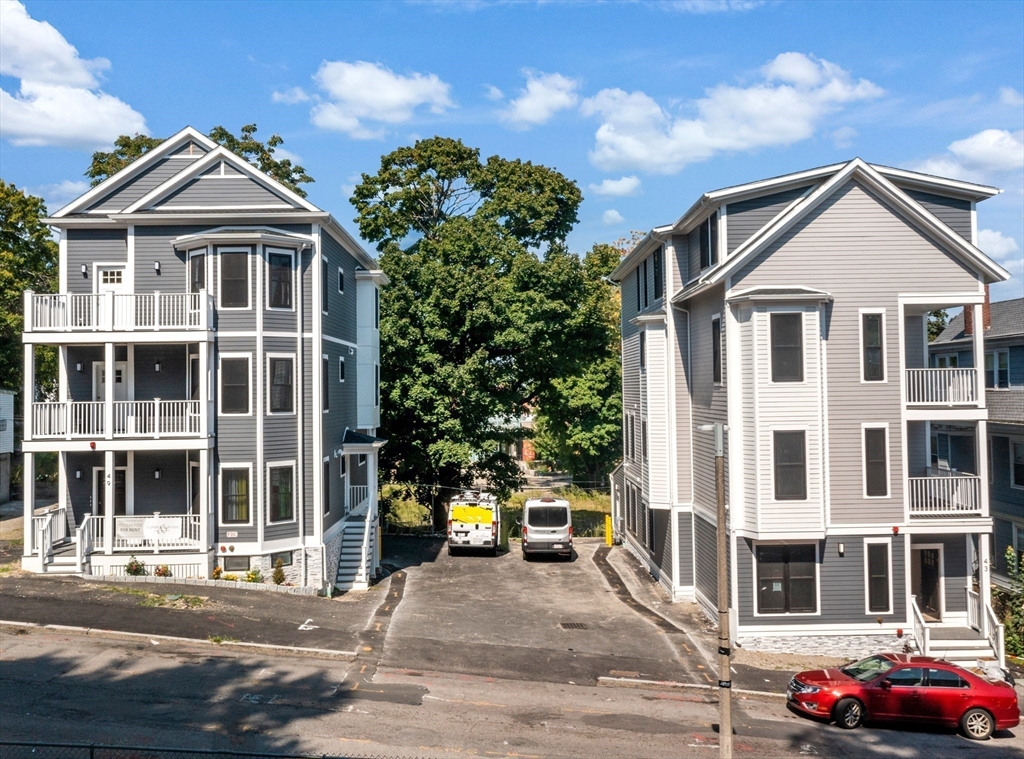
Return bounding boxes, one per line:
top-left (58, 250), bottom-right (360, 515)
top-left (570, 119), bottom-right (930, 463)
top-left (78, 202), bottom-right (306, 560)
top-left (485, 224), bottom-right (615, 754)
top-left (610, 158), bottom-right (1012, 666)
top-left (21, 126), bottom-right (386, 593)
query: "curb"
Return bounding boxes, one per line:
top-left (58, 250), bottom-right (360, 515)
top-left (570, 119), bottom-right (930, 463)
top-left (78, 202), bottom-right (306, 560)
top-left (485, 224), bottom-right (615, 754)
top-left (597, 675), bottom-right (785, 699)
top-left (0, 620), bottom-right (357, 659)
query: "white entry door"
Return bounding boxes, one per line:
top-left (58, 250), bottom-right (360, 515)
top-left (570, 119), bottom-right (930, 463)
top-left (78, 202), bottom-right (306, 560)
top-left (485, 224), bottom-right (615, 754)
top-left (95, 266), bottom-right (127, 294)
top-left (94, 362), bottom-right (128, 402)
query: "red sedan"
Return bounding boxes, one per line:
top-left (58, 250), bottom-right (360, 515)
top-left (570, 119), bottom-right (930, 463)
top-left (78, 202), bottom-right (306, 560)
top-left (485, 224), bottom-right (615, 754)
top-left (788, 653), bottom-right (1020, 740)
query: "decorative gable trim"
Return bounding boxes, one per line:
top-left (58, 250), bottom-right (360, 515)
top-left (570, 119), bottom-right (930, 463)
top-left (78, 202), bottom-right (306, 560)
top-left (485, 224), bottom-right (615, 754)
top-left (51, 126), bottom-right (217, 218)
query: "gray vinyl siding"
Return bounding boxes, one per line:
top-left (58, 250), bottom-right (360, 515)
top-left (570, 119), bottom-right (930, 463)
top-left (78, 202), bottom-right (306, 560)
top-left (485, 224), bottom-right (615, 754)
top-left (694, 512), bottom-right (730, 605)
top-left (157, 176), bottom-right (295, 209)
top-left (655, 508), bottom-right (672, 581)
top-left (321, 231), bottom-right (360, 344)
top-left (135, 225), bottom-right (207, 293)
top-left (672, 308), bottom-right (692, 502)
top-left (215, 336), bottom-right (258, 543)
top-left (677, 511), bottom-right (694, 586)
top-left (902, 189), bottom-right (972, 242)
top-left (687, 286), bottom-right (728, 513)
top-left (303, 246), bottom-right (314, 333)
top-left (67, 229), bottom-right (127, 294)
top-left (671, 234), bottom-right (689, 292)
top-left (133, 344), bottom-right (187, 400)
top-left (732, 180), bottom-right (980, 525)
top-left (621, 276), bottom-right (643, 492)
top-left (169, 141), bottom-right (209, 157)
top-left (303, 340), bottom-right (315, 536)
top-left (988, 433), bottom-right (1023, 522)
top-left (687, 226), bottom-right (702, 282)
top-left (737, 535), bottom-right (907, 626)
top-left (87, 158), bottom-right (194, 212)
top-left (906, 420), bottom-right (928, 477)
top-left (66, 346), bottom-right (103, 401)
top-left (66, 451), bottom-right (104, 524)
top-left (725, 186), bottom-right (812, 254)
top-left (904, 314), bottom-right (925, 368)
top-left (133, 451), bottom-right (188, 515)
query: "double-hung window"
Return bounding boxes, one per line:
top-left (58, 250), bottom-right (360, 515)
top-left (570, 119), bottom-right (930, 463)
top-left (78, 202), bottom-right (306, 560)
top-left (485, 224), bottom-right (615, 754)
top-left (985, 350), bottom-right (1009, 389)
top-left (712, 316), bottom-right (722, 384)
top-left (323, 459), bottom-right (331, 514)
top-left (865, 539), bottom-right (891, 614)
top-left (268, 357), bottom-right (293, 414)
top-left (220, 251), bottom-right (249, 308)
top-left (863, 426), bottom-right (889, 497)
top-left (642, 258), bottom-right (649, 308)
top-left (1012, 442), bottom-right (1024, 489)
top-left (653, 248), bottom-right (663, 300)
top-left (339, 357), bottom-right (346, 382)
top-left (220, 357), bottom-right (250, 415)
top-left (636, 269), bottom-right (642, 311)
top-left (698, 214), bottom-right (718, 270)
top-left (755, 544), bottom-right (816, 614)
top-left (862, 312), bottom-right (884, 381)
top-left (189, 250), bottom-right (206, 293)
top-left (322, 258), bottom-right (329, 314)
top-left (268, 465), bottom-right (294, 523)
top-left (322, 356), bottom-right (330, 412)
top-left (934, 353), bottom-right (958, 368)
top-left (268, 251), bottom-right (293, 309)
top-left (338, 267), bottom-right (345, 295)
top-left (222, 468), bottom-right (250, 524)
top-left (774, 430), bottom-right (807, 500)
top-left (771, 313), bottom-right (803, 382)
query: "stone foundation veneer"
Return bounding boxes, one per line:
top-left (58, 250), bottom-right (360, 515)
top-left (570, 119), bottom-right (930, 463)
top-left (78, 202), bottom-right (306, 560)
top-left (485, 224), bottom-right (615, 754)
top-left (736, 634), bottom-right (908, 659)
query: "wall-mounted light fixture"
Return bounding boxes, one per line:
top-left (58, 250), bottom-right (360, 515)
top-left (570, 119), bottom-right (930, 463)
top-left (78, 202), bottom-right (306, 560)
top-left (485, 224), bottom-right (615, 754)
top-left (154, 260), bottom-right (161, 274)
top-left (75, 362), bottom-right (83, 372)
top-left (154, 468), bottom-right (161, 480)
top-left (81, 264), bottom-right (88, 277)
top-left (838, 542), bottom-right (845, 557)
top-left (75, 469), bottom-right (82, 479)
top-left (154, 361), bottom-right (161, 372)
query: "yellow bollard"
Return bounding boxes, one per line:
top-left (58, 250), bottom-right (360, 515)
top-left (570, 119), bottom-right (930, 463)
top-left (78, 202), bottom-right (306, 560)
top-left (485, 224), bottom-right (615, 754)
top-left (605, 514), bottom-right (613, 546)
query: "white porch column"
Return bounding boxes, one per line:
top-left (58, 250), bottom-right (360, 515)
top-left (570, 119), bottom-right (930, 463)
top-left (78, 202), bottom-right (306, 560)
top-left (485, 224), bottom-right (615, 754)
top-left (979, 531), bottom-right (992, 612)
top-left (24, 344), bottom-right (33, 441)
top-left (977, 420), bottom-right (990, 517)
top-left (104, 342), bottom-right (114, 439)
top-left (22, 452), bottom-right (34, 558)
top-left (971, 303), bottom-right (985, 406)
top-left (369, 449), bottom-right (380, 577)
top-left (103, 449), bottom-right (114, 554)
top-left (199, 341), bottom-right (210, 438)
top-left (199, 448), bottom-right (210, 553)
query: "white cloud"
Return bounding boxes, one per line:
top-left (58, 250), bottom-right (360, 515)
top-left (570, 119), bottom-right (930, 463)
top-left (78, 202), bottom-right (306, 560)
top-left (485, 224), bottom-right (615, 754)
top-left (914, 129), bottom-right (1024, 182)
top-left (999, 87), bottom-right (1024, 107)
top-left (0, 1), bottom-right (146, 148)
top-left (504, 71), bottom-right (580, 128)
top-left (28, 179), bottom-right (89, 210)
top-left (831, 126), bottom-right (857, 149)
top-left (665, 0), bottom-right (765, 12)
top-left (309, 61), bottom-right (453, 140)
top-left (272, 87), bottom-right (311, 104)
top-left (271, 147), bottom-right (303, 164)
top-left (485, 85), bottom-right (504, 101)
top-left (580, 52), bottom-right (882, 174)
top-left (602, 209), bottom-right (625, 225)
top-left (978, 229), bottom-right (1019, 260)
top-left (590, 176), bottom-right (642, 197)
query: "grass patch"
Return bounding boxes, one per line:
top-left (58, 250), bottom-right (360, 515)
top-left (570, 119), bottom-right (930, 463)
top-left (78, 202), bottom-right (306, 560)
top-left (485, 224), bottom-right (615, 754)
top-left (139, 593), bottom-right (206, 609)
top-left (207, 634), bottom-right (238, 644)
top-left (503, 487), bottom-right (611, 539)
top-left (101, 585), bottom-right (150, 596)
top-left (382, 484), bottom-right (432, 531)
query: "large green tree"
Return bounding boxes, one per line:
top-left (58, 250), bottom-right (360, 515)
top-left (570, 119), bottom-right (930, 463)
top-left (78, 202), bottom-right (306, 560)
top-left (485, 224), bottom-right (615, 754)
top-left (0, 181), bottom-right (58, 408)
top-left (353, 137), bottom-right (603, 521)
top-left (86, 124), bottom-right (314, 197)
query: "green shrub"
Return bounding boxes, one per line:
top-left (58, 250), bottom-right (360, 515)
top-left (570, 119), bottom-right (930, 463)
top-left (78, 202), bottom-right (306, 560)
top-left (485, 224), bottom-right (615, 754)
top-left (222, 573), bottom-right (238, 582)
top-left (153, 565), bottom-right (171, 578)
top-left (272, 558), bottom-right (285, 585)
top-left (995, 546), bottom-right (1024, 658)
top-left (245, 567), bottom-right (263, 584)
top-left (124, 556), bottom-right (147, 576)
top-left (211, 565), bottom-right (223, 580)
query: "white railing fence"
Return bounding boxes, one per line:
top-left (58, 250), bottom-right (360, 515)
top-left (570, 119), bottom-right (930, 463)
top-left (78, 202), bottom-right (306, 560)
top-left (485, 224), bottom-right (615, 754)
top-left (76, 513), bottom-right (101, 572)
top-left (33, 400), bottom-right (199, 439)
top-left (907, 474), bottom-right (981, 516)
top-left (111, 513), bottom-right (202, 552)
top-left (911, 596), bottom-right (930, 657)
top-left (905, 368), bottom-right (978, 405)
top-left (349, 485), bottom-right (369, 511)
top-left (967, 587), bottom-right (980, 631)
top-left (984, 604), bottom-right (1006, 669)
top-left (26, 290), bottom-right (210, 332)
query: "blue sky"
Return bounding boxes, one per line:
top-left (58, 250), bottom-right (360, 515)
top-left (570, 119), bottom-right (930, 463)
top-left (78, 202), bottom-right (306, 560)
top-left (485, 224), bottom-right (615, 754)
top-left (2, 0), bottom-right (1022, 300)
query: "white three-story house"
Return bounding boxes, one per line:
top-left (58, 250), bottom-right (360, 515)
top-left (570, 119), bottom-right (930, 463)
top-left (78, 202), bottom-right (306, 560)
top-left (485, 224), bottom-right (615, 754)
top-left (21, 126), bottom-right (386, 592)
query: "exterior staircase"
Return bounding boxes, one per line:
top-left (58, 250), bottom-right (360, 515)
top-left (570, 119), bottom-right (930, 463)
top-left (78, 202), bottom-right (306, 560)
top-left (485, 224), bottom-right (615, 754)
top-left (910, 595), bottom-right (1005, 669)
top-left (40, 540), bottom-right (82, 575)
top-left (335, 512), bottom-right (375, 591)
top-left (915, 626), bottom-right (998, 667)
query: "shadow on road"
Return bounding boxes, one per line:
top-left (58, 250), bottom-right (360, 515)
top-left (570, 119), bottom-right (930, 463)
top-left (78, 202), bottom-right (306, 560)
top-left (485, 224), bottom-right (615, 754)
top-left (380, 535), bottom-right (445, 573)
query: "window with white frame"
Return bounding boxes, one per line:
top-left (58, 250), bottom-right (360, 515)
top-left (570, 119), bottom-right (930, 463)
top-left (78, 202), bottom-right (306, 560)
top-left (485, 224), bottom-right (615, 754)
top-left (321, 258), bottom-right (329, 314)
top-left (865, 538), bottom-right (892, 614)
top-left (755, 543), bottom-right (816, 614)
top-left (339, 356), bottom-right (346, 382)
top-left (933, 353), bottom-right (958, 368)
top-left (698, 213), bottom-right (718, 270)
top-left (338, 267), bottom-right (345, 295)
top-left (322, 356), bottom-right (329, 412)
top-left (323, 458), bottom-right (330, 514)
top-left (220, 250), bottom-right (249, 308)
top-left (221, 467), bottom-right (250, 524)
top-left (771, 313), bottom-right (803, 383)
top-left (653, 247), bottom-right (663, 300)
top-left (220, 356), bottom-right (250, 415)
top-left (267, 464), bottom-right (294, 523)
top-left (1012, 441), bottom-right (1024, 489)
top-left (267, 250), bottom-right (294, 309)
top-left (861, 311), bottom-right (885, 382)
top-left (863, 426), bottom-right (889, 497)
top-left (267, 356), bottom-right (294, 414)
top-left (188, 249), bottom-right (206, 293)
top-left (773, 430), bottom-right (806, 500)
top-left (712, 316), bottom-right (722, 384)
top-left (985, 350), bottom-right (1009, 389)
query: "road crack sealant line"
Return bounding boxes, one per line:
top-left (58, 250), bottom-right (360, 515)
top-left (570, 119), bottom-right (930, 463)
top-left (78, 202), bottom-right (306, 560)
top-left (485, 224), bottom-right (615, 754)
top-left (0, 620), bottom-right (357, 659)
top-left (591, 547), bottom-right (783, 700)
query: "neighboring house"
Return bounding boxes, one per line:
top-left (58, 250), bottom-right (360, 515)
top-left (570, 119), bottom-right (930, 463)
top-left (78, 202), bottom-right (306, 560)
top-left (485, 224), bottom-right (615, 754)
top-left (20, 126), bottom-right (387, 592)
top-left (929, 297), bottom-right (1024, 588)
top-left (609, 158), bottom-right (1012, 665)
top-left (0, 388), bottom-right (13, 503)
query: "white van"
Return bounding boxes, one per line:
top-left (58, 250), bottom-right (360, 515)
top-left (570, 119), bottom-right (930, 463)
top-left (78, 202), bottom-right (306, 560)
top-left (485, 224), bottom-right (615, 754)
top-left (447, 491), bottom-right (500, 556)
top-left (521, 497), bottom-right (572, 560)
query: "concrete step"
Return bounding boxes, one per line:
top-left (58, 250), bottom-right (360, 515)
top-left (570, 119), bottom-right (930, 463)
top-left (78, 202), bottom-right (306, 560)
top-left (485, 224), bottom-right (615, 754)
top-left (927, 637), bottom-right (990, 649)
top-left (42, 563), bottom-right (81, 575)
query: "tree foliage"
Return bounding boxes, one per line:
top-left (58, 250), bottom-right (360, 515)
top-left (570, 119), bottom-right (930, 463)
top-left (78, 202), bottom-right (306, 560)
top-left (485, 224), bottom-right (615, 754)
top-left (0, 181), bottom-right (58, 407)
top-left (355, 137), bottom-right (599, 520)
top-left (995, 546), bottom-right (1024, 658)
top-left (86, 124), bottom-right (314, 197)
top-left (927, 309), bottom-right (948, 342)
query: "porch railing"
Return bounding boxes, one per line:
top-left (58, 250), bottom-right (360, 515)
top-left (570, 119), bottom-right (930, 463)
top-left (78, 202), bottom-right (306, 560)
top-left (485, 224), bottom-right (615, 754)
top-left (32, 506), bottom-right (68, 563)
top-left (111, 513), bottom-right (202, 552)
top-left (76, 513), bottom-right (102, 572)
top-left (349, 485), bottom-right (369, 512)
top-left (31, 400), bottom-right (201, 439)
top-left (967, 587), bottom-right (980, 631)
top-left (907, 474), bottom-right (982, 516)
top-left (984, 604), bottom-right (1006, 668)
top-left (905, 368), bottom-right (978, 405)
top-left (25, 290), bottom-right (212, 333)
top-left (911, 596), bottom-right (930, 657)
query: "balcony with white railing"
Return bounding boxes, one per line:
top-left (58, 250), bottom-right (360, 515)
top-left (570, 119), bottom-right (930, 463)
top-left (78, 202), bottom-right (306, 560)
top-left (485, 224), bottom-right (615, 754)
top-left (24, 290), bottom-right (213, 334)
top-left (905, 368), bottom-right (979, 406)
top-left (908, 469), bottom-right (983, 517)
top-left (31, 399), bottom-right (202, 440)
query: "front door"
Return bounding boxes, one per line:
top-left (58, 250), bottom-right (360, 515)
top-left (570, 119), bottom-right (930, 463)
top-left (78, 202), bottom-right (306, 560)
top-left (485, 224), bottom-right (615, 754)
top-left (94, 468), bottom-right (127, 516)
top-left (913, 548), bottom-right (942, 620)
top-left (94, 363), bottom-right (128, 402)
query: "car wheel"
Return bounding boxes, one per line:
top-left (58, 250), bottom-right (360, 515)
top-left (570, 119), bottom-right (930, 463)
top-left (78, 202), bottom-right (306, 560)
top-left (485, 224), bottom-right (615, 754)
top-left (522, 551), bottom-right (529, 561)
top-left (833, 698), bottom-right (864, 729)
top-left (447, 545), bottom-right (452, 556)
top-left (960, 708), bottom-right (994, 740)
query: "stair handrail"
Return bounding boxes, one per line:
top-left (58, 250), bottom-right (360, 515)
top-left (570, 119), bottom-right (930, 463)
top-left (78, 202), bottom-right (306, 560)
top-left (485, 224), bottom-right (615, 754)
top-left (76, 513), bottom-right (94, 573)
top-left (358, 505), bottom-right (373, 583)
top-left (983, 603), bottom-right (1005, 668)
top-left (36, 513), bottom-right (54, 566)
top-left (911, 596), bottom-right (930, 657)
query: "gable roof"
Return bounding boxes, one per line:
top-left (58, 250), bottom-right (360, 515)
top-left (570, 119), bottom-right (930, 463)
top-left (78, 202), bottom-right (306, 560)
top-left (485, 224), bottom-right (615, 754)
top-left (932, 297), bottom-right (1024, 345)
top-left (51, 126), bottom-right (218, 218)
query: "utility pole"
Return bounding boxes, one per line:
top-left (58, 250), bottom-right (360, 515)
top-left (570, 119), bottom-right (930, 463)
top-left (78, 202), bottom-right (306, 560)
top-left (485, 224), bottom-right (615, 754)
top-left (698, 423), bottom-right (731, 759)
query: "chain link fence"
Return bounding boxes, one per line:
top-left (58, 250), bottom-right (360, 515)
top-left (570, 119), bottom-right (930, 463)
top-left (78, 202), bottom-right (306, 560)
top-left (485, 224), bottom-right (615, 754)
top-left (0, 742), bottom-right (396, 759)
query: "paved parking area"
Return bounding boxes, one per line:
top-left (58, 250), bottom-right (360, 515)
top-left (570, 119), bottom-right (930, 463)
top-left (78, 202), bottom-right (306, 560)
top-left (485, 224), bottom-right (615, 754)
top-left (380, 537), bottom-right (710, 686)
